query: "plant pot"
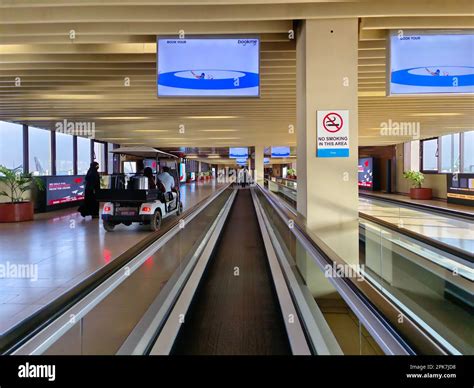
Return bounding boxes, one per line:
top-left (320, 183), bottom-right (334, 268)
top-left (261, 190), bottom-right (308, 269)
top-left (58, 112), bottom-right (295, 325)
top-left (409, 188), bottom-right (432, 200)
top-left (0, 201), bottom-right (34, 222)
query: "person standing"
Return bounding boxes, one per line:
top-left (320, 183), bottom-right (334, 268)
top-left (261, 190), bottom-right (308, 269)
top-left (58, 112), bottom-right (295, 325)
top-left (79, 162), bottom-right (100, 218)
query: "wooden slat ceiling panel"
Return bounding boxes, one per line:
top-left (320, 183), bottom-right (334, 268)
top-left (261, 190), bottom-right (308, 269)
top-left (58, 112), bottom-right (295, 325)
top-left (0, 0), bottom-right (473, 150)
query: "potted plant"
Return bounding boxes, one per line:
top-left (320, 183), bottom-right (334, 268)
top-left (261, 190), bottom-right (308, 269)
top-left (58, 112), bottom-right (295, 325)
top-left (0, 165), bottom-right (44, 222)
top-left (403, 170), bottom-right (432, 200)
top-left (287, 168), bottom-right (297, 180)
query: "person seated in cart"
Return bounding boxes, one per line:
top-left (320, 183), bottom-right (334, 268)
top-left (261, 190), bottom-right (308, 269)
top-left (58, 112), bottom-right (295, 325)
top-left (143, 167), bottom-right (157, 190)
top-left (157, 166), bottom-right (176, 194)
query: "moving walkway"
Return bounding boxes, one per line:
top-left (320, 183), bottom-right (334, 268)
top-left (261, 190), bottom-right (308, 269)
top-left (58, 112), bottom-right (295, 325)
top-left (0, 183), bottom-right (470, 356)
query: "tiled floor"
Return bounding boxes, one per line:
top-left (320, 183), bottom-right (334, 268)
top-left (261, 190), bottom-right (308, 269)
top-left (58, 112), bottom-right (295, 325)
top-left (0, 181), bottom-right (221, 335)
top-left (359, 197), bottom-right (474, 254)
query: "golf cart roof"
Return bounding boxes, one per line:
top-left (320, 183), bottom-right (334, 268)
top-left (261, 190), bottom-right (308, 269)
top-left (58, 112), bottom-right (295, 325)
top-left (110, 146), bottom-right (178, 159)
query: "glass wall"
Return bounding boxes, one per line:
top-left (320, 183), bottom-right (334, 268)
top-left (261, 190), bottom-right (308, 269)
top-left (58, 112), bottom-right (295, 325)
top-left (56, 132), bottom-right (74, 175)
top-left (93, 141), bottom-right (105, 172)
top-left (29, 126), bottom-right (51, 176)
top-left (462, 131), bottom-right (474, 173)
top-left (421, 138), bottom-right (438, 172)
top-left (77, 137), bottom-right (91, 175)
top-left (0, 121), bottom-right (23, 170)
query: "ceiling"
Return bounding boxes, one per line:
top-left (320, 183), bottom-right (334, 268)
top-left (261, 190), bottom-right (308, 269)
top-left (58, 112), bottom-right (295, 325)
top-left (0, 0), bottom-right (473, 152)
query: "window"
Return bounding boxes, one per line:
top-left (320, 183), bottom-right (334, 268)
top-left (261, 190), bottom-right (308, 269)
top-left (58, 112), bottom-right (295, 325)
top-left (93, 141), bottom-right (105, 172)
top-left (28, 126), bottom-right (51, 176)
top-left (0, 121), bottom-right (23, 170)
top-left (77, 137), bottom-right (91, 175)
top-left (440, 133), bottom-right (461, 173)
top-left (107, 143), bottom-right (115, 174)
top-left (56, 132), bottom-right (74, 175)
top-left (462, 131), bottom-right (474, 173)
top-left (403, 140), bottom-right (420, 172)
top-left (421, 138), bottom-right (438, 172)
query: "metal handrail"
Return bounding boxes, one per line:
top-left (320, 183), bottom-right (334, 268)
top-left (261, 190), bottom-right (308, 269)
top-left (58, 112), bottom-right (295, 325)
top-left (255, 184), bottom-right (451, 355)
top-left (359, 192), bottom-right (474, 222)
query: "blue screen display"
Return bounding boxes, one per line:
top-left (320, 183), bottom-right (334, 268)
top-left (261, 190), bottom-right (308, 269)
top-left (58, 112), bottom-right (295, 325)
top-left (229, 147), bottom-right (248, 159)
top-left (271, 146), bottom-right (290, 158)
top-left (158, 38), bottom-right (260, 97)
top-left (390, 31), bottom-right (474, 95)
top-left (264, 157), bottom-right (270, 164)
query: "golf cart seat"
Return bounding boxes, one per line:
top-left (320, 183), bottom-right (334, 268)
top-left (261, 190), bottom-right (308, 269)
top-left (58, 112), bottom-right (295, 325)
top-left (164, 191), bottom-right (177, 202)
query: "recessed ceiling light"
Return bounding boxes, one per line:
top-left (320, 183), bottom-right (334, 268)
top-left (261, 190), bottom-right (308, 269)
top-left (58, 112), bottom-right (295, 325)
top-left (184, 116), bottom-right (238, 119)
top-left (100, 117), bottom-right (149, 120)
top-left (134, 130), bottom-right (169, 132)
top-left (208, 137), bottom-right (240, 140)
top-left (199, 129), bottom-right (238, 132)
top-left (410, 113), bottom-right (462, 117)
top-left (40, 94), bottom-right (104, 100)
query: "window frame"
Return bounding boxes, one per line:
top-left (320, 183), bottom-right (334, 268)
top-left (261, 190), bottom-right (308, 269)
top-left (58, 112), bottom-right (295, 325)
top-left (420, 137), bottom-right (439, 174)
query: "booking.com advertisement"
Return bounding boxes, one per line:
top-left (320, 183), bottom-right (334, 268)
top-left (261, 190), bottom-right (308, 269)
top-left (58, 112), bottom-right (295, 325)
top-left (389, 31), bottom-right (474, 95)
top-left (157, 38), bottom-right (260, 97)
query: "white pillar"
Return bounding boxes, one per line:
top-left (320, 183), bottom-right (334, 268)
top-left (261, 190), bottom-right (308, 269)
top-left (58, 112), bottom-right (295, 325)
top-left (296, 18), bottom-right (359, 265)
top-left (254, 145), bottom-right (265, 185)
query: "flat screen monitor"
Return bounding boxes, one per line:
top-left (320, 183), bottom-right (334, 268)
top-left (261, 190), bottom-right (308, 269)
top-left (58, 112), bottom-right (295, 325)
top-left (157, 37), bottom-right (260, 97)
top-left (271, 146), bottom-right (290, 158)
top-left (229, 147), bottom-right (248, 159)
top-left (264, 157), bottom-right (270, 164)
top-left (358, 158), bottom-right (373, 189)
top-left (143, 159), bottom-right (158, 173)
top-left (45, 175), bottom-right (85, 206)
top-left (179, 163), bottom-right (186, 183)
top-left (236, 158), bottom-right (247, 165)
top-left (389, 30), bottom-right (474, 95)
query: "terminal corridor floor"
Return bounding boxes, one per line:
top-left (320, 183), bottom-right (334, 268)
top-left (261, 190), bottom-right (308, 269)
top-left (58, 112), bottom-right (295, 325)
top-left (359, 197), bottom-right (474, 254)
top-left (0, 181), bottom-right (222, 334)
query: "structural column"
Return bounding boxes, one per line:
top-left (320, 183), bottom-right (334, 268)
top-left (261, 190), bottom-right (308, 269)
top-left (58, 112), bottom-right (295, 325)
top-left (296, 19), bottom-right (359, 268)
top-left (254, 145), bottom-right (265, 184)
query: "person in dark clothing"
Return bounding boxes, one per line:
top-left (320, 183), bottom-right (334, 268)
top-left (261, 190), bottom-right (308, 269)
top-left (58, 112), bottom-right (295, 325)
top-left (143, 167), bottom-right (157, 189)
top-left (79, 162), bottom-right (100, 218)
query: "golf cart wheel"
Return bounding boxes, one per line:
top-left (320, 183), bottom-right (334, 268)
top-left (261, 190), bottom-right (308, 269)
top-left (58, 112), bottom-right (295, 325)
top-left (103, 220), bottom-right (116, 232)
top-left (177, 201), bottom-right (183, 215)
top-left (150, 210), bottom-right (162, 231)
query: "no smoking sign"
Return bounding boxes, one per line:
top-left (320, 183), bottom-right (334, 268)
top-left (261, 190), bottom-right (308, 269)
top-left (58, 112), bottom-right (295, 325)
top-left (317, 110), bottom-right (349, 158)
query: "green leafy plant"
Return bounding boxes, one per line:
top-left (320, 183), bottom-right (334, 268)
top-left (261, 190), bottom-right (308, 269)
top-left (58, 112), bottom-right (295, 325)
top-left (0, 165), bottom-right (44, 203)
top-left (287, 168), bottom-right (296, 177)
top-left (403, 170), bottom-right (425, 189)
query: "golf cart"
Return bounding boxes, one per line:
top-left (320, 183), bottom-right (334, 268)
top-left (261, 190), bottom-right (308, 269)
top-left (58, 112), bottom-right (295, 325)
top-left (97, 146), bottom-right (183, 232)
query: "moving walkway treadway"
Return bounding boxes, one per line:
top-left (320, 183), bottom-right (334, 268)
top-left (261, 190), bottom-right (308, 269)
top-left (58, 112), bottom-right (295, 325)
top-left (0, 183), bottom-right (471, 356)
top-left (170, 189), bottom-right (291, 355)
